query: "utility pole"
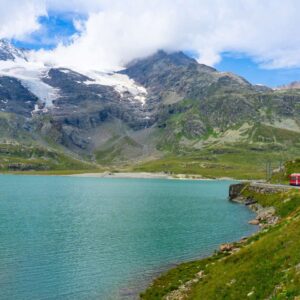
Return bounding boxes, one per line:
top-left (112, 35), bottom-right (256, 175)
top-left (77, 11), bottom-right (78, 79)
top-left (266, 161), bottom-right (272, 181)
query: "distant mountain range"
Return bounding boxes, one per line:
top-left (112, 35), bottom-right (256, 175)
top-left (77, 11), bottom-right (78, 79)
top-left (277, 81), bottom-right (300, 90)
top-left (0, 39), bottom-right (300, 177)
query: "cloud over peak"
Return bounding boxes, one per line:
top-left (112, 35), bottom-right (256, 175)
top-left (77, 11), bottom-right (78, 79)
top-left (2, 0), bottom-right (300, 70)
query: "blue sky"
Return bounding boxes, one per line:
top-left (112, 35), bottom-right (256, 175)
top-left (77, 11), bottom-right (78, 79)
top-left (7, 3), bottom-right (300, 87)
top-left (216, 54), bottom-right (300, 87)
top-left (13, 12), bottom-right (81, 50)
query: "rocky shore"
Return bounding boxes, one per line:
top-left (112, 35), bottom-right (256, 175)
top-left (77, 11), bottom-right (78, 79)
top-left (215, 181), bottom-right (300, 257)
top-left (228, 181), bottom-right (299, 229)
top-left (229, 182), bottom-right (280, 228)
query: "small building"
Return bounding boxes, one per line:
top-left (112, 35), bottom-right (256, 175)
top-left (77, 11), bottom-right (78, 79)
top-left (290, 173), bottom-right (300, 186)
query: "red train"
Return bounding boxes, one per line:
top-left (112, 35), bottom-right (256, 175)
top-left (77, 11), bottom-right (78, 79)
top-left (290, 173), bottom-right (300, 186)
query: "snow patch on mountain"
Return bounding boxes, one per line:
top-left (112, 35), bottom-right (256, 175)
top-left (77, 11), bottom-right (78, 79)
top-left (59, 69), bottom-right (71, 74)
top-left (83, 71), bottom-right (147, 104)
top-left (0, 40), bottom-right (147, 106)
top-left (0, 59), bottom-right (59, 108)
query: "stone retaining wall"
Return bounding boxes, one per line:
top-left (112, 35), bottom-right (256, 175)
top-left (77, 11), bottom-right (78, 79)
top-left (229, 182), bottom-right (294, 200)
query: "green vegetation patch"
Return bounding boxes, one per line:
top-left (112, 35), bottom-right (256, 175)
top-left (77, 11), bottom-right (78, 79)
top-left (0, 143), bottom-right (96, 172)
top-left (133, 143), bottom-right (296, 179)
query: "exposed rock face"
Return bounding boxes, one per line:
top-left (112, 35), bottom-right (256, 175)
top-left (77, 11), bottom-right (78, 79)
top-left (44, 68), bottom-right (153, 130)
top-left (229, 183), bottom-right (246, 200)
top-left (183, 117), bottom-right (206, 138)
top-left (122, 50), bottom-right (254, 113)
top-left (0, 76), bottom-right (37, 116)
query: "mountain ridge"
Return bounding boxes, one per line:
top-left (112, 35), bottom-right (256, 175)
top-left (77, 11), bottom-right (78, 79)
top-left (0, 39), bottom-right (27, 61)
top-left (277, 80), bottom-right (300, 90)
top-left (0, 40), bottom-right (300, 177)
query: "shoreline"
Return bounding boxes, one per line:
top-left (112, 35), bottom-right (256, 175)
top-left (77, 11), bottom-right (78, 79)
top-left (68, 171), bottom-right (247, 181)
top-left (0, 170), bottom-right (262, 182)
top-left (68, 171), bottom-right (173, 179)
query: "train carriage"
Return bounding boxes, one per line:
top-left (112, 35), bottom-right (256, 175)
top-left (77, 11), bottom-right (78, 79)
top-left (290, 173), bottom-right (300, 186)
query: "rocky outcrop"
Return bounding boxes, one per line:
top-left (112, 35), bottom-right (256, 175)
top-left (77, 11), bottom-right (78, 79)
top-left (229, 183), bottom-right (246, 200)
top-left (229, 182), bottom-right (287, 227)
top-left (0, 76), bottom-right (37, 116)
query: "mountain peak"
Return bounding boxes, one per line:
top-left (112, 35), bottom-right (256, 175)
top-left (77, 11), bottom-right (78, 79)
top-left (0, 39), bottom-right (27, 61)
top-left (152, 50), bottom-right (198, 66)
top-left (122, 50), bottom-right (217, 86)
top-left (126, 50), bottom-right (199, 69)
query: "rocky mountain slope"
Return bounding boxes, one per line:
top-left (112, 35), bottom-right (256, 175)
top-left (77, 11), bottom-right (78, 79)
top-left (0, 39), bottom-right (300, 175)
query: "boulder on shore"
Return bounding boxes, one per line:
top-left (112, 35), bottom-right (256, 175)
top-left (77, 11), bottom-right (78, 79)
top-left (248, 219), bottom-right (259, 225)
top-left (220, 243), bottom-right (234, 252)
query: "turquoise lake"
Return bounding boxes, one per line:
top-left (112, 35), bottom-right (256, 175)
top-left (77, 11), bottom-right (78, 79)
top-left (0, 175), bottom-right (257, 299)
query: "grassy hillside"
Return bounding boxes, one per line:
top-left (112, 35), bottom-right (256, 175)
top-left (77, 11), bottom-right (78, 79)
top-left (2, 122), bottom-right (299, 178)
top-left (0, 143), bottom-right (98, 173)
top-left (133, 138), bottom-right (298, 179)
top-left (141, 185), bottom-right (300, 299)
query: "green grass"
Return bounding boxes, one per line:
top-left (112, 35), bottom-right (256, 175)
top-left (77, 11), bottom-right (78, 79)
top-left (249, 124), bottom-right (300, 145)
top-left (133, 121), bottom-right (300, 180)
top-left (133, 144), bottom-right (296, 179)
top-left (141, 187), bottom-right (300, 300)
top-left (95, 136), bottom-right (143, 164)
top-left (2, 140), bottom-right (299, 180)
top-left (0, 143), bottom-right (96, 172)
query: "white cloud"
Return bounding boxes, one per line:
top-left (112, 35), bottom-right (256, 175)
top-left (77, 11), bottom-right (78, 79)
top-left (0, 0), bottom-right (46, 39)
top-left (2, 0), bottom-right (300, 70)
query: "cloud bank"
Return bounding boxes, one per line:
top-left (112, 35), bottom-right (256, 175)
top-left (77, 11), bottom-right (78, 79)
top-left (0, 0), bottom-right (46, 39)
top-left (1, 0), bottom-right (300, 70)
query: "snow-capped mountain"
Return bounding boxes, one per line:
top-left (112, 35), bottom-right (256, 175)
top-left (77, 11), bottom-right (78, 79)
top-left (1, 39), bottom-right (300, 170)
top-left (0, 39), bottom-right (148, 115)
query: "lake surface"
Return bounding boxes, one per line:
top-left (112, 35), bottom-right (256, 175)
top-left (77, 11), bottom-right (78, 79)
top-left (0, 175), bottom-right (257, 299)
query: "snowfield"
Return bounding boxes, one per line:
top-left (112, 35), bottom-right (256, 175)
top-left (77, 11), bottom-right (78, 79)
top-left (0, 60), bottom-right (148, 107)
top-left (82, 70), bottom-right (148, 105)
top-left (0, 40), bottom-right (148, 108)
top-left (0, 58), bottom-right (60, 109)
